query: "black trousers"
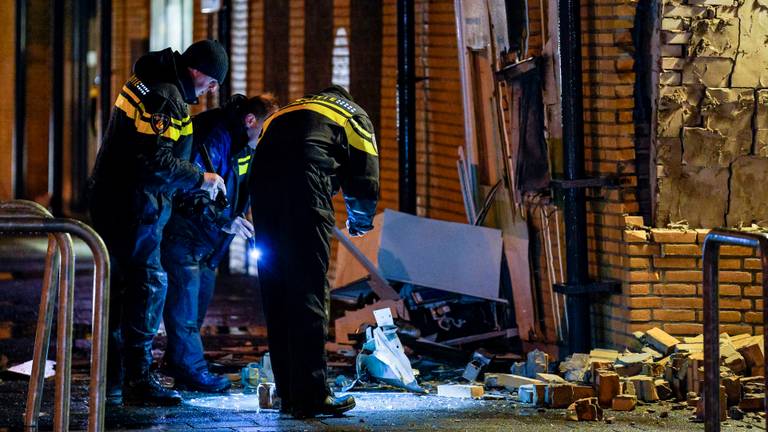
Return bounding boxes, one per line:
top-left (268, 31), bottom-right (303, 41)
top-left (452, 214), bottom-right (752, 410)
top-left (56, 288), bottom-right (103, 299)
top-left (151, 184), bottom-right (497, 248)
top-left (251, 164), bottom-right (335, 409)
top-left (90, 190), bottom-right (172, 382)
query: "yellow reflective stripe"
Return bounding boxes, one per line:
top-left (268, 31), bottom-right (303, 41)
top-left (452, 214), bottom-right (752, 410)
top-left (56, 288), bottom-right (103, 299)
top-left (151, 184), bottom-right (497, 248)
top-left (121, 85), bottom-right (191, 127)
top-left (114, 95), bottom-right (192, 141)
top-left (260, 103), bottom-right (347, 138)
top-left (344, 121), bottom-right (378, 156)
top-left (237, 155), bottom-right (251, 164)
top-left (238, 163), bottom-right (249, 175)
top-left (348, 117), bottom-right (373, 139)
top-left (122, 86), bottom-right (144, 109)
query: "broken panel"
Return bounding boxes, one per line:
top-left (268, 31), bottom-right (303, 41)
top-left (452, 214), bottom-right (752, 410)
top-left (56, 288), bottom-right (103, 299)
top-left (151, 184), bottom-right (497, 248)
top-left (657, 86), bottom-right (704, 138)
top-left (688, 17), bottom-right (739, 59)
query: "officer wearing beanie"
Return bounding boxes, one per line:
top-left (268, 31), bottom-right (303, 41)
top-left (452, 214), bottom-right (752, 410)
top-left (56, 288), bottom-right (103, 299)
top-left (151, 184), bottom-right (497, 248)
top-left (89, 39), bottom-right (229, 406)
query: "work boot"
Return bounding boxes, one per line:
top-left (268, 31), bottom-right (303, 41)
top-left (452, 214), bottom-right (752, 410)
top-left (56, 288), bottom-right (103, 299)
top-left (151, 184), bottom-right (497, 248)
top-left (172, 368), bottom-right (231, 393)
top-left (292, 394), bottom-right (356, 418)
top-left (122, 374), bottom-right (183, 406)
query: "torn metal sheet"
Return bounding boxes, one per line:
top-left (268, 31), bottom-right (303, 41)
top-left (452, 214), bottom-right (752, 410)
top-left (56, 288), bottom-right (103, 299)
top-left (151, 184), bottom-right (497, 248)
top-left (732, 0), bottom-right (768, 86)
top-left (726, 156), bottom-right (768, 226)
top-left (350, 308), bottom-right (426, 394)
top-left (656, 165), bottom-right (729, 227)
top-left (657, 86), bottom-right (703, 138)
top-left (379, 210), bottom-right (504, 303)
top-left (689, 17), bottom-right (739, 58)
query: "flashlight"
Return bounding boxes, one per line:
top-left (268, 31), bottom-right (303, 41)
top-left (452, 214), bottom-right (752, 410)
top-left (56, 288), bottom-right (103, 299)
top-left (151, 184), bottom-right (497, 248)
top-left (248, 237), bottom-right (262, 262)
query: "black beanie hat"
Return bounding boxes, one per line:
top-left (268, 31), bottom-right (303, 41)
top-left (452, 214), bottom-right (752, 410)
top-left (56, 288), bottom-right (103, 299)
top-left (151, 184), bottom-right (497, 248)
top-left (182, 40), bottom-right (229, 84)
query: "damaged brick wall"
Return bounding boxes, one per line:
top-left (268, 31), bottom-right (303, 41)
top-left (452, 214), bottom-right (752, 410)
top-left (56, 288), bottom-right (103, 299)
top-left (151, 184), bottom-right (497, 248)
top-left (621, 220), bottom-right (763, 345)
top-left (656, 0), bottom-right (768, 227)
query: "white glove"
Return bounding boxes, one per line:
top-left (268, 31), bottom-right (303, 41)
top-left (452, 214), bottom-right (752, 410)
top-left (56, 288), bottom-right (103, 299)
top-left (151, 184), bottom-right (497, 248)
top-left (222, 216), bottom-right (254, 239)
top-left (201, 172), bottom-right (226, 200)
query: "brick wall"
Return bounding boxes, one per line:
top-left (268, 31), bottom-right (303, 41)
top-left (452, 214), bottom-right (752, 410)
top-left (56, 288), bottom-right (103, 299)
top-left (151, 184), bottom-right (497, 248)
top-left (620, 220), bottom-right (764, 347)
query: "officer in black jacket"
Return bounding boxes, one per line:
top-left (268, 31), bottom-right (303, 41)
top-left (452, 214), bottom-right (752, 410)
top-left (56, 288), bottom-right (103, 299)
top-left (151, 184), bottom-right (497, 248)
top-left (89, 40), bottom-right (228, 406)
top-left (161, 94), bottom-right (278, 393)
top-left (250, 85), bottom-right (379, 418)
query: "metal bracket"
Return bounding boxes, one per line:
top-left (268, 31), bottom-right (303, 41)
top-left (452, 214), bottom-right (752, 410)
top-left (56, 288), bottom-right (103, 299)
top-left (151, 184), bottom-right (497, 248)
top-left (553, 280), bottom-right (621, 296)
top-left (550, 176), bottom-right (620, 190)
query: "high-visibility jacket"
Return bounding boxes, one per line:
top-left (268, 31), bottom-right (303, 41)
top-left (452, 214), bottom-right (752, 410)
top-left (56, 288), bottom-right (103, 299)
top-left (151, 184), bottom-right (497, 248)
top-left (253, 86), bottom-right (380, 232)
top-left (89, 48), bottom-right (203, 225)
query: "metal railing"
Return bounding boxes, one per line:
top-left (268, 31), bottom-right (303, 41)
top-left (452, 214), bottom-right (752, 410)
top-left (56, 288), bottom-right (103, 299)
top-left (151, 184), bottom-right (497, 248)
top-left (702, 228), bottom-right (768, 432)
top-left (0, 200), bottom-right (110, 432)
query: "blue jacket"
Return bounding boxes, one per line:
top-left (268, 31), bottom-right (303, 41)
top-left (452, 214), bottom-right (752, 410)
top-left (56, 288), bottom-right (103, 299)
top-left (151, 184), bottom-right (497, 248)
top-left (165, 100), bottom-right (254, 262)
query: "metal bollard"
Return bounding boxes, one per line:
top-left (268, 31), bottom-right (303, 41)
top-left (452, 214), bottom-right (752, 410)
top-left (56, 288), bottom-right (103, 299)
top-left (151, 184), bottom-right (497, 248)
top-left (0, 200), bottom-right (74, 431)
top-left (702, 229), bottom-right (768, 432)
top-left (0, 211), bottom-right (110, 432)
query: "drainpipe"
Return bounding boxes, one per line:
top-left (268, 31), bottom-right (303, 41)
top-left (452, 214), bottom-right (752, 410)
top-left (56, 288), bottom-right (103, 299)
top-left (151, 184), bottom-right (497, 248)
top-left (397, 0), bottom-right (416, 214)
top-left (217, 0), bottom-right (232, 100)
top-left (558, 0), bottom-right (591, 355)
top-left (14, 0), bottom-right (27, 199)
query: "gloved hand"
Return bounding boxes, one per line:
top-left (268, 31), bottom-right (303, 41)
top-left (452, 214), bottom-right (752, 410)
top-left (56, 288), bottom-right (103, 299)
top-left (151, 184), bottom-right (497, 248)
top-left (346, 219), bottom-right (370, 237)
top-left (201, 172), bottom-right (227, 200)
top-left (222, 216), bottom-right (254, 239)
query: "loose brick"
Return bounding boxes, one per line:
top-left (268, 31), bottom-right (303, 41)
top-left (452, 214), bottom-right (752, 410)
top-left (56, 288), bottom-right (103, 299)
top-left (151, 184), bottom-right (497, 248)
top-left (665, 270), bottom-right (703, 283)
top-left (624, 215), bottom-right (646, 228)
top-left (653, 257), bottom-right (696, 268)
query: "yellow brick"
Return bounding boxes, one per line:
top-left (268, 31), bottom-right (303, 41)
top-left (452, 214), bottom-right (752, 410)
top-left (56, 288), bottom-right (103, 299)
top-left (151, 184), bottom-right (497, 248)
top-left (630, 309), bottom-right (652, 322)
top-left (630, 296), bottom-right (663, 308)
top-left (629, 244), bottom-right (661, 256)
top-left (624, 229), bottom-right (649, 243)
top-left (630, 284), bottom-right (651, 295)
top-left (718, 271), bottom-right (752, 283)
top-left (745, 258), bottom-right (763, 270)
top-left (630, 271), bottom-right (660, 282)
top-left (652, 229), bottom-right (698, 243)
top-left (744, 285), bottom-right (763, 297)
top-left (662, 244), bottom-right (701, 256)
top-left (653, 257), bottom-right (696, 268)
top-left (663, 297), bottom-right (703, 309)
top-left (663, 323), bottom-right (702, 336)
top-left (629, 257), bottom-right (650, 269)
top-left (720, 324), bottom-right (753, 335)
top-left (745, 312), bottom-right (763, 323)
top-left (720, 246), bottom-right (755, 257)
top-left (720, 299), bottom-right (752, 310)
top-left (654, 309), bottom-right (695, 322)
top-left (655, 283), bottom-right (696, 295)
top-left (665, 270), bottom-right (703, 283)
top-left (719, 311), bottom-right (742, 323)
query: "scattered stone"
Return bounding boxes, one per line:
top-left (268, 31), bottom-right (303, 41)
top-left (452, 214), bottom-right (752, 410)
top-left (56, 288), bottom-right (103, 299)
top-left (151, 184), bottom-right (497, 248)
top-left (566, 397), bottom-right (603, 422)
top-left (739, 394), bottom-right (765, 412)
top-left (484, 373), bottom-right (544, 391)
top-left (437, 384), bottom-right (484, 399)
top-left (546, 384), bottom-right (575, 409)
top-left (597, 371), bottom-right (621, 407)
top-left (645, 327), bottom-right (681, 355)
top-left (660, 410), bottom-right (669, 418)
top-left (612, 394), bottom-right (637, 411)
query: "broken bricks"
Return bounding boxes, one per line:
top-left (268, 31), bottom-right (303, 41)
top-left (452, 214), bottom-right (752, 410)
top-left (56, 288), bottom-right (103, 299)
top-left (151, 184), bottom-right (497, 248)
top-left (566, 397), bottom-right (604, 422)
top-left (611, 394), bottom-right (637, 411)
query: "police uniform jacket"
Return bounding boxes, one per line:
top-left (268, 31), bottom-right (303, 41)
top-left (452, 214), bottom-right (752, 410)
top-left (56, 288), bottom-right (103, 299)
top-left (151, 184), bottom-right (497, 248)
top-left (89, 48), bottom-right (203, 228)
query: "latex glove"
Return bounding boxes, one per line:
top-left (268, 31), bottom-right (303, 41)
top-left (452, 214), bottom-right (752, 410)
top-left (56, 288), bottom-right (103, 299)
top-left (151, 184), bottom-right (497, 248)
top-left (222, 216), bottom-right (254, 239)
top-left (201, 172), bottom-right (226, 200)
top-left (346, 219), bottom-right (369, 237)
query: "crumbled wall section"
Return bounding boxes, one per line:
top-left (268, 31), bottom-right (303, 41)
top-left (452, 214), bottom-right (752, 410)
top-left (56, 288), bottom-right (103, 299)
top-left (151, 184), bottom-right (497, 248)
top-left (657, 0), bottom-right (768, 227)
top-left (609, 218), bottom-right (765, 347)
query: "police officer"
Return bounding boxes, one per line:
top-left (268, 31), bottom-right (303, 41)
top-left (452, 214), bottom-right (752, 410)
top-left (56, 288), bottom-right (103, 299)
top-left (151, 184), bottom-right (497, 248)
top-left (250, 85), bottom-right (379, 418)
top-left (161, 94), bottom-right (278, 392)
top-left (89, 40), bottom-right (229, 406)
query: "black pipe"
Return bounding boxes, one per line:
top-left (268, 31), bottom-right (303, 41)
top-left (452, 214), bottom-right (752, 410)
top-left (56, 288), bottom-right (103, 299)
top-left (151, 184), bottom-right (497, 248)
top-left (217, 0), bottom-right (232, 100)
top-left (71, 0), bottom-right (90, 212)
top-left (50, 0), bottom-right (65, 215)
top-left (558, 0), bottom-right (591, 354)
top-left (100, 0), bottom-right (112, 140)
top-left (397, 0), bottom-right (416, 214)
top-left (14, 0), bottom-right (27, 199)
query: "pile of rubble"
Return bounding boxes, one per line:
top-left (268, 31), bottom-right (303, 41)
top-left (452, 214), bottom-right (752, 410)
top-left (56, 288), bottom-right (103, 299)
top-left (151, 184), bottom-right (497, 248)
top-left (442, 327), bottom-right (765, 423)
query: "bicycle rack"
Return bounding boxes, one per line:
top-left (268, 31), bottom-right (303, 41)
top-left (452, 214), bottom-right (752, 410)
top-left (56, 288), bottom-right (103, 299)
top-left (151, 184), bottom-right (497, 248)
top-left (0, 200), bottom-right (110, 432)
top-left (702, 229), bottom-right (768, 432)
